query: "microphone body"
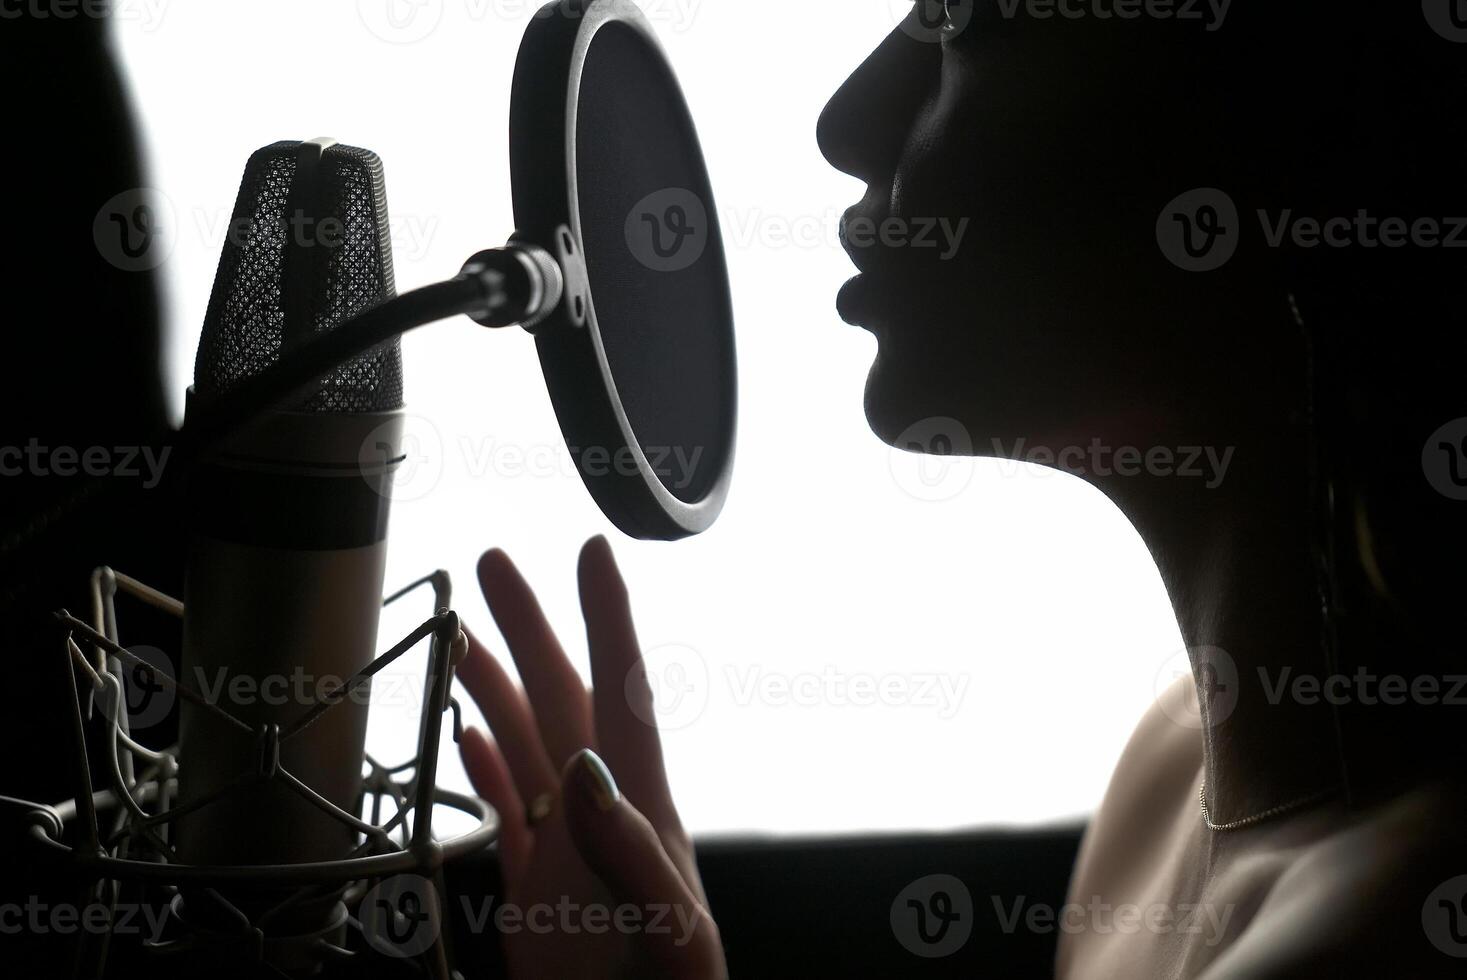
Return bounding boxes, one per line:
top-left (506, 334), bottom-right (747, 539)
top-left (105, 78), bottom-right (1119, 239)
top-left (175, 409), bottom-right (400, 895)
top-left (172, 138), bottom-right (404, 953)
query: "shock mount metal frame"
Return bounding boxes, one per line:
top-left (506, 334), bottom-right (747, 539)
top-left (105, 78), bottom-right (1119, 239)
top-left (11, 566), bottom-right (498, 979)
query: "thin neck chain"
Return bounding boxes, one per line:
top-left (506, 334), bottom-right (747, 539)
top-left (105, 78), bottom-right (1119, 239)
top-left (1199, 783), bottom-right (1341, 832)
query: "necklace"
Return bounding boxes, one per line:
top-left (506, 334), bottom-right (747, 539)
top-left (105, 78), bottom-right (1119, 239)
top-left (1199, 783), bottom-right (1341, 832)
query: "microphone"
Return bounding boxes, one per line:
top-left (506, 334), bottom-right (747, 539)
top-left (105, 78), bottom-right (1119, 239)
top-left (174, 138), bottom-right (403, 949)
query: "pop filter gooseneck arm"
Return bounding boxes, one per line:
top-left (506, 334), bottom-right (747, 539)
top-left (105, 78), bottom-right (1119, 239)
top-left (0, 243), bottom-right (560, 576)
top-left (180, 242), bottom-right (563, 454)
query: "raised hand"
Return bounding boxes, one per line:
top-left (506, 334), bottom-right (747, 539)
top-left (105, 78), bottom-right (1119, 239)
top-left (456, 536), bottom-right (726, 979)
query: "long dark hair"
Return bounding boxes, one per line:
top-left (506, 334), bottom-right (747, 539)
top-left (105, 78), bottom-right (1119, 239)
top-left (1273, 6), bottom-right (1467, 803)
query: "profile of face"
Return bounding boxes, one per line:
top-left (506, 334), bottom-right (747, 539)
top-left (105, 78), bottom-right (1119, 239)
top-left (817, 3), bottom-right (1319, 460)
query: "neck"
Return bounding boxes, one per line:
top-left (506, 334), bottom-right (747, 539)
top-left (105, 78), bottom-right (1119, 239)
top-left (1096, 410), bottom-right (1346, 829)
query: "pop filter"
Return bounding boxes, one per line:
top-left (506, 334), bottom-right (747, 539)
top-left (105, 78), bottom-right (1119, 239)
top-left (508, 0), bottom-right (737, 540)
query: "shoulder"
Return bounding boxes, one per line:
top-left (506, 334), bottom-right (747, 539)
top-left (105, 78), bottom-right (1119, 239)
top-left (1076, 674), bottom-right (1204, 855)
top-left (1197, 778), bottom-right (1467, 979)
top-left (1060, 676), bottom-right (1205, 942)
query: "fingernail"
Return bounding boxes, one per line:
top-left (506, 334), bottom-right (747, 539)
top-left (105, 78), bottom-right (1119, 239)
top-left (526, 792), bottom-right (555, 826)
top-left (570, 748), bottom-right (620, 812)
top-left (478, 548), bottom-right (509, 576)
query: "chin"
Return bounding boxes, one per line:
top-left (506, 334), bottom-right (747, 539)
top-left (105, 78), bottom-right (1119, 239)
top-left (861, 333), bottom-right (1075, 464)
top-left (862, 340), bottom-right (983, 453)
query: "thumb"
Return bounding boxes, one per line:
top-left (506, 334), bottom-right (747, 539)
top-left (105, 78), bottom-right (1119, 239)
top-left (560, 749), bottom-right (726, 979)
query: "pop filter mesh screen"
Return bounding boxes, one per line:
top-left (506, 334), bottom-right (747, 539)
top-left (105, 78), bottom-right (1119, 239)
top-left (575, 22), bottom-right (733, 504)
top-left (194, 141), bottom-right (403, 413)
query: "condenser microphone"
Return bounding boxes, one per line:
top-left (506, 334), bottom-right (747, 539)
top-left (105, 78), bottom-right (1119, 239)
top-left (174, 137), bottom-right (403, 953)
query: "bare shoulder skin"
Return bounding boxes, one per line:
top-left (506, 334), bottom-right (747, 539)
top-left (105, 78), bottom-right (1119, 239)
top-left (1058, 677), bottom-right (1466, 979)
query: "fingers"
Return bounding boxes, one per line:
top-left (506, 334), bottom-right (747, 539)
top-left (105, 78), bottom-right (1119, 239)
top-left (459, 727), bottom-right (531, 881)
top-left (478, 549), bottom-right (595, 769)
top-left (560, 750), bottom-right (727, 980)
top-left (578, 536), bottom-right (680, 833)
top-left (455, 626), bottom-right (560, 806)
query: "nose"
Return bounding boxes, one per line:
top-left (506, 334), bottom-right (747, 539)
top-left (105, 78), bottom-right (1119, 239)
top-left (817, 22), bottom-right (941, 187)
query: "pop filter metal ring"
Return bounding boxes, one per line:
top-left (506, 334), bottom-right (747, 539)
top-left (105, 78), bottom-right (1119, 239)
top-left (510, 0), bottom-right (738, 540)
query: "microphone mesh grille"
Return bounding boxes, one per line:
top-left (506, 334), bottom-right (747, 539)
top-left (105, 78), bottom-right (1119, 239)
top-left (194, 141), bottom-right (403, 413)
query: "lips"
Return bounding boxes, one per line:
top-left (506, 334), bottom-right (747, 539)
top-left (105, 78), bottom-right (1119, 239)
top-left (844, 202), bottom-right (886, 325)
top-left (836, 273), bottom-right (878, 327)
top-left (838, 205), bottom-right (880, 274)
top-left (836, 205), bottom-right (889, 327)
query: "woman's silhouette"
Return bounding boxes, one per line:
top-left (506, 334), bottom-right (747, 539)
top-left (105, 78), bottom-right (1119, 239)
top-left (461, 3), bottom-right (1467, 976)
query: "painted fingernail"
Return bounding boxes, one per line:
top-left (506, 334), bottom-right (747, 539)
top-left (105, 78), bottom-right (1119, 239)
top-left (526, 792), bottom-right (555, 826)
top-left (570, 748), bottom-right (620, 812)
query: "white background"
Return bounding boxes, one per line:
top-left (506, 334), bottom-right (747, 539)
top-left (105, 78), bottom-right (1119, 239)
top-left (113, 0), bottom-right (1184, 837)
